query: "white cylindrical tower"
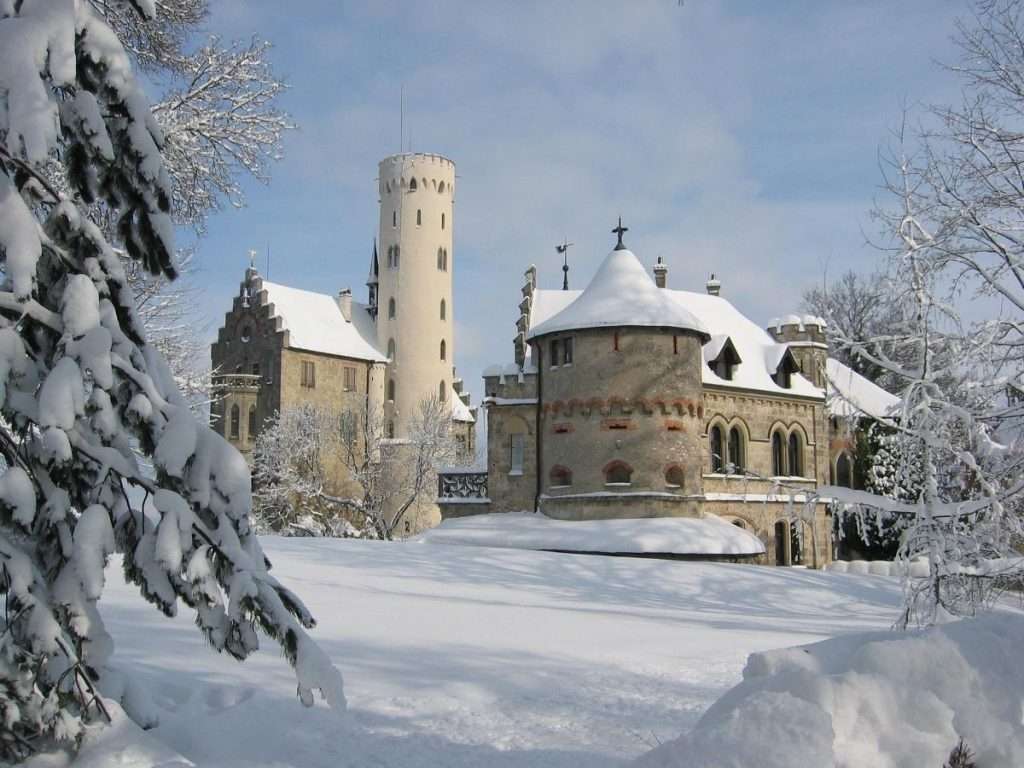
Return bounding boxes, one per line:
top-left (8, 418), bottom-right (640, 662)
top-left (377, 152), bottom-right (455, 436)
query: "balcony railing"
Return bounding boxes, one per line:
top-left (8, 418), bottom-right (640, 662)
top-left (438, 471), bottom-right (488, 500)
top-left (212, 373), bottom-right (262, 391)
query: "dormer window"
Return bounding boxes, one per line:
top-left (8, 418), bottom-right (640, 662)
top-left (771, 348), bottom-right (799, 389)
top-left (705, 337), bottom-right (741, 381)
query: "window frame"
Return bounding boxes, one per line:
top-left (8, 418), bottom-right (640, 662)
top-left (709, 425), bottom-right (724, 473)
top-left (229, 404), bottom-right (240, 439)
top-left (509, 433), bottom-right (525, 475)
top-left (300, 360), bottom-right (316, 389)
top-left (343, 366), bottom-right (357, 392)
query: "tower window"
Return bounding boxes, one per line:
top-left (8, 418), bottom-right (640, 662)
top-left (409, 178), bottom-right (418, 191)
top-left (441, 212), bottom-right (446, 230)
top-left (229, 404), bottom-right (240, 440)
top-left (392, 210), bottom-right (396, 227)
top-left (509, 434), bottom-right (525, 474)
top-left (343, 366), bottom-right (356, 392)
top-left (440, 299), bottom-right (446, 320)
top-left (439, 180), bottom-right (446, 193)
top-left (388, 379), bottom-right (396, 401)
top-left (439, 380), bottom-right (447, 401)
top-left (604, 460), bottom-right (633, 485)
top-left (613, 331), bottom-right (619, 351)
top-left (549, 339), bottom-right (560, 367)
top-left (300, 360), bottom-right (316, 388)
top-left (440, 339), bottom-right (446, 361)
top-left (251, 362), bottom-right (260, 377)
top-left (665, 465), bottom-right (685, 488)
top-left (437, 247), bottom-right (444, 270)
top-left (550, 465), bottom-right (572, 487)
top-left (388, 298), bottom-right (396, 319)
top-left (387, 338), bottom-right (396, 359)
top-left (417, 209), bottom-right (422, 226)
top-left (673, 335), bottom-right (678, 355)
top-left (563, 337), bottom-right (574, 365)
top-left (248, 405), bottom-right (257, 439)
top-left (836, 452), bottom-right (853, 488)
top-left (387, 420), bottom-right (395, 439)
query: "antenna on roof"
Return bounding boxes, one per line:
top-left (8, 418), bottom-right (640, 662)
top-left (556, 238), bottom-right (573, 290)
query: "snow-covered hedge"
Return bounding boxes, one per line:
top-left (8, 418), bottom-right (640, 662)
top-left (636, 613), bottom-right (1024, 768)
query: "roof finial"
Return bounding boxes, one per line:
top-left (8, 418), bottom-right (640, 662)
top-left (248, 248), bottom-right (257, 270)
top-left (612, 217), bottom-right (628, 250)
top-left (556, 238), bottom-right (573, 290)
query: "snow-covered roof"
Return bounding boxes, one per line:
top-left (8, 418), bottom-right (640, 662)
top-left (825, 358), bottom-right (900, 420)
top-left (528, 285), bottom-right (822, 398)
top-left (254, 278), bottom-right (386, 362)
top-left (417, 511), bottom-right (766, 556)
top-left (527, 247), bottom-right (709, 341)
top-left (451, 395), bottom-right (475, 423)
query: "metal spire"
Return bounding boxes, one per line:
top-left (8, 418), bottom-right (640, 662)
top-left (612, 217), bottom-right (628, 250)
top-left (556, 238), bottom-right (573, 290)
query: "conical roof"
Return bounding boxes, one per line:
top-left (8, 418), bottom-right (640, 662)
top-left (527, 247), bottom-right (709, 340)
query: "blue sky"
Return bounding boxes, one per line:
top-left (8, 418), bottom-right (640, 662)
top-left (189, 0), bottom-right (966, 402)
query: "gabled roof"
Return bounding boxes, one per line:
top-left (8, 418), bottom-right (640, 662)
top-left (253, 277), bottom-right (387, 362)
top-left (526, 247), bottom-right (709, 341)
top-left (825, 358), bottom-right (900, 420)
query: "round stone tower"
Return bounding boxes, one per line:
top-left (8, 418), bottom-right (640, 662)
top-left (376, 153), bottom-right (455, 436)
top-left (526, 230), bottom-right (711, 521)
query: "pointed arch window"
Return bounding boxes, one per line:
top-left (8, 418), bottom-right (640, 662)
top-left (417, 209), bottom-right (422, 226)
top-left (387, 379), bottom-right (396, 401)
top-left (728, 427), bottom-right (744, 473)
top-left (439, 380), bottom-right (447, 401)
top-left (437, 247), bottom-right (444, 270)
top-left (409, 178), bottom-right (418, 191)
top-left (709, 426), bottom-right (724, 473)
top-left (388, 298), bottom-right (396, 319)
top-left (440, 339), bottom-right (446, 361)
top-left (248, 405), bottom-right (257, 439)
top-left (788, 432), bottom-right (803, 477)
top-left (386, 420), bottom-right (395, 439)
top-left (772, 431), bottom-right (785, 476)
top-left (229, 404), bottom-right (240, 440)
top-left (440, 299), bottom-right (446, 320)
top-left (387, 338), bottom-right (396, 360)
top-left (441, 212), bottom-right (446, 230)
top-left (392, 210), bottom-right (396, 227)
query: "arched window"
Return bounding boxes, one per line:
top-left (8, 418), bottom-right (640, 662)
top-left (772, 431), bottom-right (785, 476)
top-left (788, 432), bottom-right (802, 477)
top-left (409, 178), bottom-right (417, 191)
top-left (437, 247), bottom-right (444, 270)
top-left (229, 404), bottom-right (240, 439)
top-left (392, 210), bottom-right (396, 227)
top-left (709, 425), bottom-right (724, 473)
top-left (439, 380), bottom-right (446, 401)
top-left (387, 379), bottom-right (395, 401)
top-left (665, 465), bottom-right (685, 487)
top-left (441, 212), bottom-right (446, 230)
top-left (416, 209), bottom-right (422, 226)
top-left (728, 427), bottom-right (743, 473)
top-left (248, 405), bottom-right (257, 439)
top-left (550, 465), bottom-right (572, 487)
top-left (836, 452), bottom-right (853, 488)
top-left (604, 460), bottom-right (633, 485)
top-left (386, 421), bottom-right (395, 439)
top-left (443, 248), bottom-right (448, 270)
top-left (440, 299), bottom-right (446, 320)
top-left (387, 338), bottom-right (396, 359)
top-left (440, 339), bottom-right (446, 361)
top-left (393, 245), bottom-right (400, 267)
top-left (388, 298), bottom-right (396, 319)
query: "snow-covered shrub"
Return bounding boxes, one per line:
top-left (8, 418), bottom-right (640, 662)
top-left (0, 2), bottom-right (340, 760)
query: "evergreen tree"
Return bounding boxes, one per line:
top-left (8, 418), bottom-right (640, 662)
top-left (0, 2), bottom-right (341, 760)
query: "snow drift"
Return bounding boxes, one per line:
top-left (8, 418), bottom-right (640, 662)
top-left (636, 612), bottom-right (1024, 768)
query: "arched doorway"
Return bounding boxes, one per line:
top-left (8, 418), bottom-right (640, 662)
top-left (790, 522), bottom-right (803, 566)
top-left (774, 521), bottom-right (787, 566)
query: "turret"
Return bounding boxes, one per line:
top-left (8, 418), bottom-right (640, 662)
top-left (766, 314), bottom-right (828, 388)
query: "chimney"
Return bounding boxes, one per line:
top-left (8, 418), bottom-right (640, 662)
top-left (338, 288), bottom-right (352, 322)
top-left (653, 257), bottom-right (668, 289)
top-left (706, 273), bottom-right (721, 296)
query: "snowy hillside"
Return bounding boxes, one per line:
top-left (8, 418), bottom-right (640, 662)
top-left (50, 539), bottom-right (904, 767)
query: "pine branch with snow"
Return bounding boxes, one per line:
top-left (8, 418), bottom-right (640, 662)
top-left (0, 2), bottom-right (339, 760)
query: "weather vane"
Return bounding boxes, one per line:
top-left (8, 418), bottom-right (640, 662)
top-left (556, 238), bottom-right (573, 290)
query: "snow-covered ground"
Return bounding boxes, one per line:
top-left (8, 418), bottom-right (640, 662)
top-left (69, 538), bottom-right (904, 767)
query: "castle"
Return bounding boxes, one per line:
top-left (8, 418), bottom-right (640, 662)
top-left (209, 151), bottom-right (896, 561)
top-left (436, 222), bottom-right (897, 567)
top-left (210, 153), bottom-right (475, 533)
